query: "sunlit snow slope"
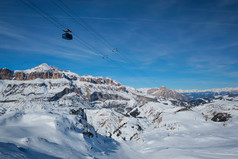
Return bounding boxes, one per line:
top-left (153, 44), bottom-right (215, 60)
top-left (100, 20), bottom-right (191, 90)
top-left (0, 64), bottom-right (238, 159)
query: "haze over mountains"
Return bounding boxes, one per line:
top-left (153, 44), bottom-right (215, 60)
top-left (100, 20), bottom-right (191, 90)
top-left (0, 63), bottom-right (238, 159)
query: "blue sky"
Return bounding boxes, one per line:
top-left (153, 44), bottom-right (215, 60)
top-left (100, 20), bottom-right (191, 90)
top-left (1, 0), bottom-right (238, 89)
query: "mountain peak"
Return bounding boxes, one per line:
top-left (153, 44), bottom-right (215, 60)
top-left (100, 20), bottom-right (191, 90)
top-left (160, 86), bottom-right (167, 91)
top-left (38, 63), bottom-right (50, 67)
top-left (146, 86), bottom-right (189, 101)
top-left (23, 63), bottom-right (62, 73)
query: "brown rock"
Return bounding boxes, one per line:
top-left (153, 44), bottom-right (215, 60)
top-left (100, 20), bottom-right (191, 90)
top-left (0, 68), bottom-right (14, 80)
top-left (14, 72), bottom-right (26, 80)
top-left (147, 86), bottom-right (189, 101)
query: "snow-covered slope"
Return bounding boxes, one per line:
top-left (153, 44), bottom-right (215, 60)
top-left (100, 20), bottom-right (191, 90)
top-left (133, 97), bottom-right (238, 159)
top-left (1, 63), bottom-right (238, 159)
top-left (0, 107), bottom-right (132, 159)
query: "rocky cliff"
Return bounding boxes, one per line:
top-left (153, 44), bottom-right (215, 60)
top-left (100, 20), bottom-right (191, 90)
top-left (0, 63), bottom-right (192, 140)
top-left (0, 68), bottom-right (14, 80)
top-left (0, 64), bottom-right (121, 86)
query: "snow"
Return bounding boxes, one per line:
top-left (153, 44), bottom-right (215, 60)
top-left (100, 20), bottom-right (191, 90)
top-left (0, 109), bottom-right (133, 159)
top-left (1, 96), bottom-right (238, 159)
top-left (85, 99), bottom-right (238, 158)
top-left (133, 110), bottom-right (238, 159)
top-left (1, 63), bottom-right (238, 158)
top-left (16, 63), bottom-right (62, 74)
top-left (176, 87), bottom-right (238, 93)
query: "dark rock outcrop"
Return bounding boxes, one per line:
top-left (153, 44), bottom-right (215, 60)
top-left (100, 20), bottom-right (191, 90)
top-left (175, 107), bottom-right (191, 113)
top-left (48, 88), bottom-right (74, 101)
top-left (130, 109), bottom-right (140, 118)
top-left (83, 131), bottom-right (94, 138)
top-left (211, 113), bottom-right (232, 122)
top-left (89, 92), bottom-right (129, 102)
top-left (48, 85), bottom-right (82, 102)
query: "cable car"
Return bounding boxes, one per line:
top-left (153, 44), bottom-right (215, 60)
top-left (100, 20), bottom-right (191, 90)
top-left (112, 48), bottom-right (118, 53)
top-left (62, 29), bottom-right (73, 40)
top-left (102, 55), bottom-right (109, 59)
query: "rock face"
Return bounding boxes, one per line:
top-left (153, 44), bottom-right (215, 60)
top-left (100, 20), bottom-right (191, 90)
top-left (0, 65), bottom-right (64, 81)
top-left (0, 64), bottom-right (121, 86)
top-left (0, 64), bottom-right (189, 106)
top-left (0, 64), bottom-right (159, 107)
top-left (14, 71), bottom-right (64, 81)
top-left (89, 92), bottom-right (130, 102)
top-left (0, 64), bottom-right (190, 108)
top-left (147, 86), bottom-right (189, 101)
top-left (79, 76), bottom-right (121, 86)
top-left (0, 68), bottom-right (14, 80)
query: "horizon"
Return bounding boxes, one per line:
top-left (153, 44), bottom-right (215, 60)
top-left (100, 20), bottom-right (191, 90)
top-left (1, 62), bottom-right (238, 91)
top-left (1, 0), bottom-right (238, 90)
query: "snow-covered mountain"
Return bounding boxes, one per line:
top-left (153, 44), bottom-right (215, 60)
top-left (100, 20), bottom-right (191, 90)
top-left (140, 86), bottom-right (189, 101)
top-left (176, 87), bottom-right (238, 99)
top-left (1, 63), bottom-right (238, 159)
top-left (176, 87), bottom-right (238, 93)
top-left (0, 63), bottom-right (185, 140)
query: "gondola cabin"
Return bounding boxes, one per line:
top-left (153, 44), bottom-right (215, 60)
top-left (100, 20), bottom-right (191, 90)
top-left (62, 33), bottom-right (73, 40)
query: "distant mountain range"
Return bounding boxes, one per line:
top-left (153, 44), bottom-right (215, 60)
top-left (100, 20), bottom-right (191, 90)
top-left (176, 87), bottom-right (238, 99)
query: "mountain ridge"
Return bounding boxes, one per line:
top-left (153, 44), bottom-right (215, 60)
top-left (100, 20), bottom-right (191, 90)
top-left (176, 87), bottom-right (238, 93)
top-left (1, 63), bottom-right (238, 158)
top-left (2, 63), bottom-right (237, 92)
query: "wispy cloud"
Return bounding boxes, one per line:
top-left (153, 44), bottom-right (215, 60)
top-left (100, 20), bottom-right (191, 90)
top-left (178, 8), bottom-right (238, 14)
top-left (0, 22), bottom-right (27, 40)
top-left (207, 42), bottom-right (238, 50)
top-left (218, 0), bottom-right (238, 7)
top-left (183, 53), bottom-right (238, 79)
top-left (0, 21), bottom-right (109, 60)
top-left (78, 16), bottom-right (238, 26)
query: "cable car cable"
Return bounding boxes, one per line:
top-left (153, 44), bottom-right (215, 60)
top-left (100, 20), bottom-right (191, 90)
top-left (50, 0), bottom-right (112, 58)
top-left (20, 0), bottom-right (110, 60)
top-left (21, 0), bottom-right (148, 86)
top-left (20, 0), bottom-right (67, 30)
top-left (56, 0), bottom-right (113, 50)
top-left (49, 0), bottom-right (149, 83)
top-left (57, 0), bottom-right (139, 66)
top-left (51, 0), bottom-right (130, 63)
